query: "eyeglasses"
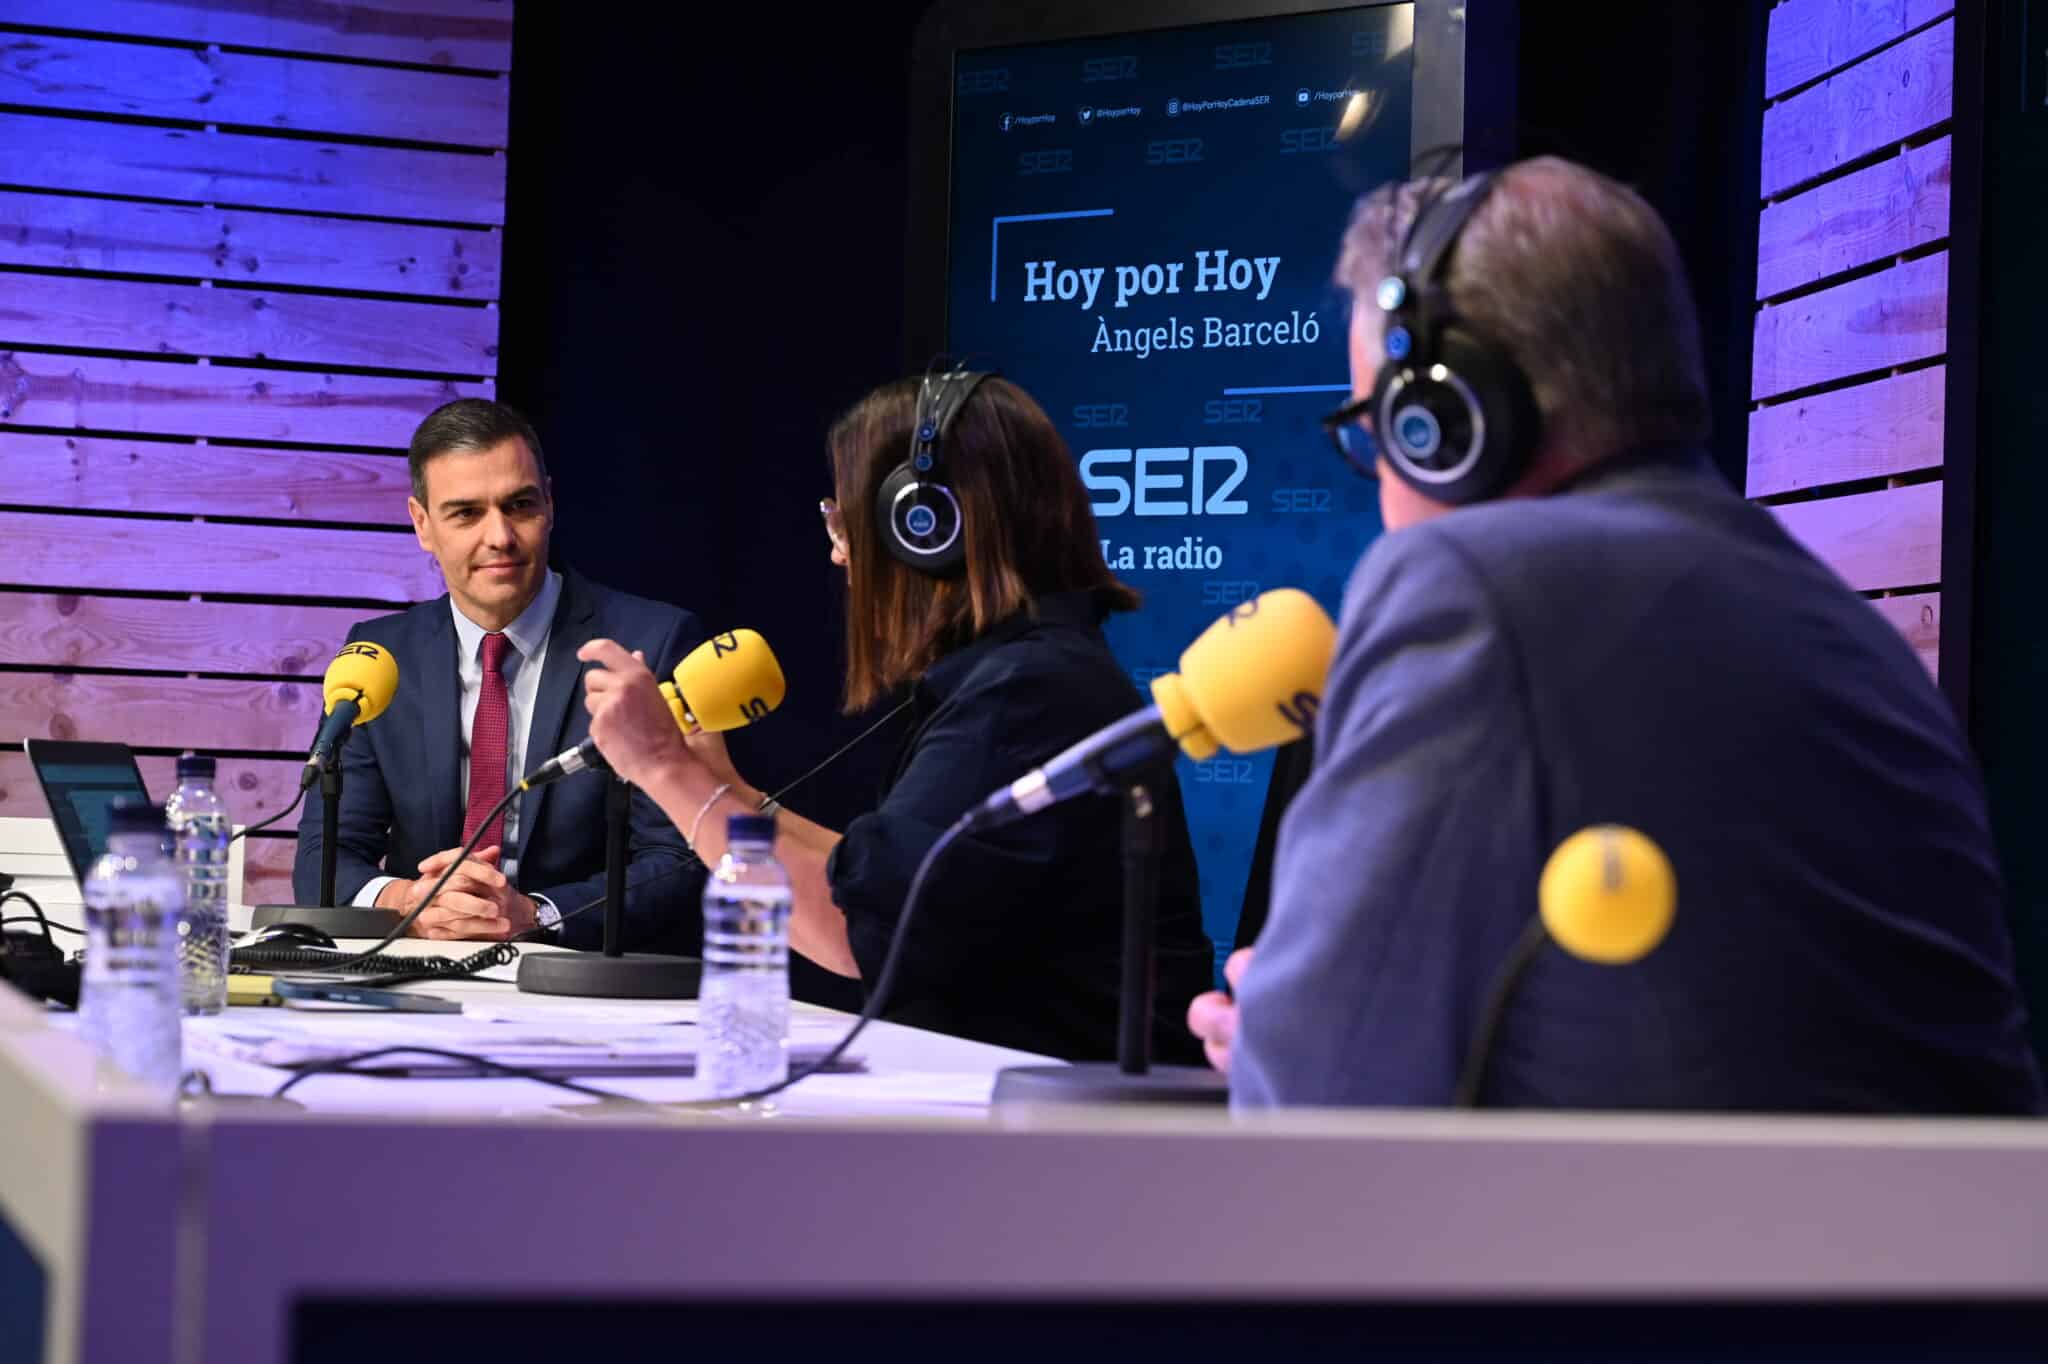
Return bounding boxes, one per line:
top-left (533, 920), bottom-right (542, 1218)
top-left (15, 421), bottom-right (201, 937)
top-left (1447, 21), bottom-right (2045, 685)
top-left (1321, 394), bottom-right (1380, 482)
top-left (819, 498), bottom-right (848, 553)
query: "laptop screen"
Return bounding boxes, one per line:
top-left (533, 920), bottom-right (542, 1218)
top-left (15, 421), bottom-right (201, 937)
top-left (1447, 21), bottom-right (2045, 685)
top-left (24, 740), bottom-right (154, 881)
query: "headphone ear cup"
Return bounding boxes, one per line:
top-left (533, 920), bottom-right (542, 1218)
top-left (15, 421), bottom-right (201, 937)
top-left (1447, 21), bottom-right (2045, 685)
top-left (1377, 328), bottom-right (1541, 506)
top-left (875, 461), bottom-right (966, 574)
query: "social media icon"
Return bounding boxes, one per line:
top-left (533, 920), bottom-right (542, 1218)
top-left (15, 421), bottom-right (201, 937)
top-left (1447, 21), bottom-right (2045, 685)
top-left (1166, 97), bottom-right (1182, 117)
top-left (1296, 87), bottom-right (1311, 106)
top-left (999, 112), bottom-right (1014, 132)
top-left (1078, 106), bottom-right (1095, 125)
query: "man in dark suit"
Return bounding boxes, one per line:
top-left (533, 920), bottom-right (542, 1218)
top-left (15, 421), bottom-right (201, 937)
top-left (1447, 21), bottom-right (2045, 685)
top-left (1189, 158), bottom-right (2044, 1113)
top-left (293, 399), bottom-right (703, 950)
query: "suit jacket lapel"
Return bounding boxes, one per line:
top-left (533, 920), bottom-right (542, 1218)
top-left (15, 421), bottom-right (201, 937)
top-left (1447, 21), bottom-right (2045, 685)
top-left (519, 569), bottom-right (601, 856)
top-left (418, 603), bottom-right (464, 850)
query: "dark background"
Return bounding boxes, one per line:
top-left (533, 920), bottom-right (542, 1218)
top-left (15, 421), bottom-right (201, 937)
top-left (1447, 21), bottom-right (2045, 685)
top-left (497, 1), bottom-right (1767, 997)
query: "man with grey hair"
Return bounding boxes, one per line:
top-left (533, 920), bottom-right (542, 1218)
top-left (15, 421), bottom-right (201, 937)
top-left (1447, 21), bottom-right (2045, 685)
top-left (1187, 157), bottom-right (2043, 1113)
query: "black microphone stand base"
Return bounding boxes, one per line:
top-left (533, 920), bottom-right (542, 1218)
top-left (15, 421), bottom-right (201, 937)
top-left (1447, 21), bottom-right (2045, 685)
top-left (515, 951), bottom-right (703, 1000)
top-left (249, 905), bottom-right (407, 939)
top-left (991, 1062), bottom-right (1228, 1108)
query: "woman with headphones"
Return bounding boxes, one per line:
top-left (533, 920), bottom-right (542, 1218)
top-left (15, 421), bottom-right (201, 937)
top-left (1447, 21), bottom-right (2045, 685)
top-left (577, 369), bottom-right (1216, 1062)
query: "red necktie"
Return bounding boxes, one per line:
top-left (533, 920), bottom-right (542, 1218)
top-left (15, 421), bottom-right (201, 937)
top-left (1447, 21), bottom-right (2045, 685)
top-left (462, 631), bottom-right (512, 850)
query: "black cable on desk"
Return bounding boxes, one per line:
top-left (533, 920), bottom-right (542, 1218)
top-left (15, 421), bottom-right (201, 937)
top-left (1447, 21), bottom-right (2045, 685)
top-left (672, 812), bottom-right (969, 1110)
top-left (0, 890), bottom-right (60, 946)
top-left (268, 1044), bottom-right (651, 1106)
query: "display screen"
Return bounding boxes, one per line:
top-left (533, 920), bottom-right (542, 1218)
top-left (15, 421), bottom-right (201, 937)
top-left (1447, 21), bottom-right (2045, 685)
top-left (946, 4), bottom-right (1417, 963)
top-left (31, 756), bottom-right (152, 878)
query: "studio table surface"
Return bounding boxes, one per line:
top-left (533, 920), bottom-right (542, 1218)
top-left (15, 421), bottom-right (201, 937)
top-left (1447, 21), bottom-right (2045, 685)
top-left (10, 938), bottom-right (2048, 1364)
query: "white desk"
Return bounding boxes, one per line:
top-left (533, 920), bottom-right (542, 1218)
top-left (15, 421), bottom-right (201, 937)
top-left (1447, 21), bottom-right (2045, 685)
top-left (195, 936), bottom-right (1057, 1119)
top-left (9, 945), bottom-right (2048, 1364)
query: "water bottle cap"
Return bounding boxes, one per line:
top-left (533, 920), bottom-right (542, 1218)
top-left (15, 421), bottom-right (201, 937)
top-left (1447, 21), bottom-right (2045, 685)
top-left (726, 813), bottom-right (775, 846)
top-left (107, 797), bottom-right (167, 836)
top-left (176, 754), bottom-right (216, 781)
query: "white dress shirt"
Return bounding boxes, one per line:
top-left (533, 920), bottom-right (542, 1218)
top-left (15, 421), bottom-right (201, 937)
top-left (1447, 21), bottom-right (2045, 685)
top-left (353, 571), bottom-right (564, 927)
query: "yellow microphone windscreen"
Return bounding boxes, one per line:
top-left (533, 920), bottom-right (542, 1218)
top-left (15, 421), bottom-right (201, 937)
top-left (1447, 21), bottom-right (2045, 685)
top-left (1538, 825), bottom-right (1676, 965)
top-left (322, 641), bottom-right (398, 725)
top-left (672, 629), bottom-right (786, 733)
top-left (1150, 588), bottom-right (1335, 759)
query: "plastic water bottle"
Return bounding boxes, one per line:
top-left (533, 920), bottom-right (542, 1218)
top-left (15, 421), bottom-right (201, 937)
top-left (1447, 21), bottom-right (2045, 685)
top-left (164, 755), bottom-right (231, 1015)
top-left (700, 813), bottom-right (792, 1098)
top-left (78, 799), bottom-right (183, 1099)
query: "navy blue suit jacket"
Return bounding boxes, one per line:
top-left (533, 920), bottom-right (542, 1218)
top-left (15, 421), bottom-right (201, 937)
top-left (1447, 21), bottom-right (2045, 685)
top-left (1234, 451), bottom-right (2045, 1113)
top-left (292, 569), bottom-right (706, 953)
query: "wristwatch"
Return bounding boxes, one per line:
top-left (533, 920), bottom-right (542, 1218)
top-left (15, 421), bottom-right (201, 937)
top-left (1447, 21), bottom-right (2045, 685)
top-left (531, 894), bottom-right (563, 942)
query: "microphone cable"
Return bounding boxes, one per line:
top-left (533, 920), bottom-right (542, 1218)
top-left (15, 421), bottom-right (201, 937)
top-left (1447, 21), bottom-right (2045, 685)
top-left (669, 812), bottom-right (970, 1109)
top-left (514, 696), bottom-right (913, 940)
top-left (303, 695), bottom-right (917, 964)
top-left (227, 786), bottom-right (309, 843)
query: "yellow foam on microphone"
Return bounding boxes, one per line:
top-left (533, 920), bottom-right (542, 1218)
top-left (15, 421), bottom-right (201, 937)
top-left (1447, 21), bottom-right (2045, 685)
top-left (1538, 825), bottom-right (1677, 965)
top-left (1149, 588), bottom-right (1336, 762)
top-left (662, 629), bottom-right (786, 734)
top-left (322, 641), bottom-right (398, 724)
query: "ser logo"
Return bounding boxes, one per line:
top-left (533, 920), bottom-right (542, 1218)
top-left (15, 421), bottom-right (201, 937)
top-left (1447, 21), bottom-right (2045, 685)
top-left (1215, 41), bottom-right (1273, 69)
top-left (1202, 399), bottom-right (1264, 425)
top-left (1082, 55), bottom-right (1138, 82)
top-left (1201, 580), bottom-right (1262, 606)
top-left (1079, 446), bottom-right (1249, 517)
top-left (1281, 127), bottom-right (1343, 155)
top-left (1272, 488), bottom-right (1334, 513)
top-left (336, 642), bottom-right (385, 661)
top-left (1018, 149), bottom-right (1074, 175)
top-left (957, 68), bottom-right (1010, 95)
top-left (1072, 402), bottom-right (1130, 429)
top-left (1145, 137), bottom-right (1203, 165)
top-left (1193, 758), bottom-right (1258, 785)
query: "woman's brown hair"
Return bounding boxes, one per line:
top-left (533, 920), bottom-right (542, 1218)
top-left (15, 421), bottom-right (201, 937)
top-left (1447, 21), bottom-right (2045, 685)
top-left (829, 376), bottom-right (1138, 711)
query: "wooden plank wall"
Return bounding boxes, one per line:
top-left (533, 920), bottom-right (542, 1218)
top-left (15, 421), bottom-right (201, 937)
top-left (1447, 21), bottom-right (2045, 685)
top-left (1751, 0), bottom-right (1955, 679)
top-left (0, 0), bottom-right (513, 903)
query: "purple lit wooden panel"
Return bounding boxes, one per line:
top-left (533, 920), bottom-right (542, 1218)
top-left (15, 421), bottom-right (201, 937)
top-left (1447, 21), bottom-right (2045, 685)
top-left (2, 273), bottom-right (497, 374)
top-left (0, 32), bottom-right (508, 148)
top-left (1756, 137), bottom-right (1950, 299)
top-left (0, 112), bottom-right (506, 223)
top-left (0, 754), bottom-right (311, 825)
top-left (0, 349), bottom-right (491, 447)
top-left (1746, 366), bottom-right (1945, 497)
top-left (0, 673), bottom-right (320, 751)
top-left (0, 511), bottom-right (439, 603)
top-left (1751, 252), bottom-right (1948, 401)
top-left (0, 594), bottom-right (370, 674)
top-left (1765, 0), bottom-right (1954, 98)
top-left (0, 0), bottom-right (513, 70)
top-left (1761, 18), bottom-right (1953, 198)
top-left (1771, 482), bottom-right (1942, 592)
top-left (0, 191), bottom-right (501, 299)
top-left (1870, 592), bottom-right (1940, 678)
top-left (0, 433), bottom-right (411, 523)
top-left (239, 837), bottom-right (297, 903)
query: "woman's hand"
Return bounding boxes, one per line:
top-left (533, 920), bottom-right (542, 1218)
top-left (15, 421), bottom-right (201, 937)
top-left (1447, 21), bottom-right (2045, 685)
top-left (577, 639), bottom-right (697, 791)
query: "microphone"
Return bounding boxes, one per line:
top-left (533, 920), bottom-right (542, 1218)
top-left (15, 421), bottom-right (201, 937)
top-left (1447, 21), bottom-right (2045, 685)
top-left (522, 629), bottom-right (789, 791)
top-left (965, 588), bottom-right (1336, 831)
top-left (300, 642), bottom-right (399, 788)
top-left (1453, 824), bottom-right (1678, 1106)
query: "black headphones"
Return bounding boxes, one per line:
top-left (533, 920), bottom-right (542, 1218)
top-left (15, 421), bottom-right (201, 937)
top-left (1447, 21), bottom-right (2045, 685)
top-left (875, 362), bottom-right (995, 575)
top-left (1369, 170), bottom-right (1542, 505)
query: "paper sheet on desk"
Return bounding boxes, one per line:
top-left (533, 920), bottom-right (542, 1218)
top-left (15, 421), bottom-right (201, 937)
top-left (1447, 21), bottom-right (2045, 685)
top-left (184, 1012), bottom-right (863, 1076)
